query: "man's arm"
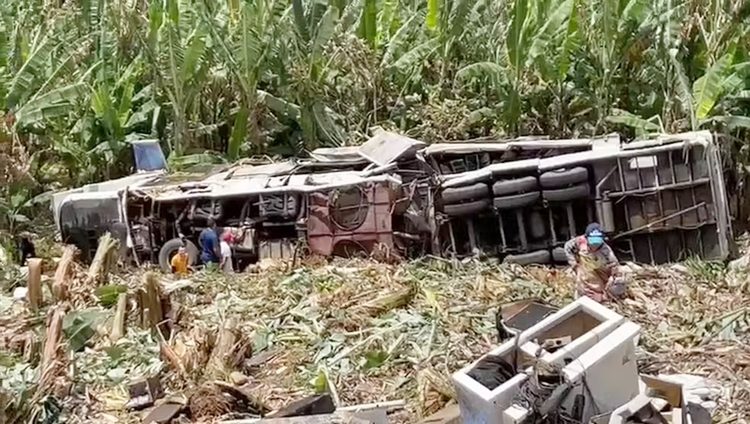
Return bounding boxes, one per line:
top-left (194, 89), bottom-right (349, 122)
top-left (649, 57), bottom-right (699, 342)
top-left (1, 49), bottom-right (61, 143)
top-left (212, 235), bottom-right (221, 259)
top-left (602, 244), bottom-right (619, 270)
top-left (564, 238), bottom-right (579, 267)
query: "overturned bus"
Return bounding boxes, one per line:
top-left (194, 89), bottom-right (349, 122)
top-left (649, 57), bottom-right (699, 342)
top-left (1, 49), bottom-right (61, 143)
top-left (52, 130), bottom-right (735, 270)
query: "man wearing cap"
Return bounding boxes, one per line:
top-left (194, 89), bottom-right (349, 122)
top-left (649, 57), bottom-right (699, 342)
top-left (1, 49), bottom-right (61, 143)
top-left (564, 223), bottom-right (620, 302)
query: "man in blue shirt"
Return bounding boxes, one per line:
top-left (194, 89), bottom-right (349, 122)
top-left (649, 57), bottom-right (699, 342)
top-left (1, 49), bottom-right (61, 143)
top-left (199, 217), bottom-right (220, 265)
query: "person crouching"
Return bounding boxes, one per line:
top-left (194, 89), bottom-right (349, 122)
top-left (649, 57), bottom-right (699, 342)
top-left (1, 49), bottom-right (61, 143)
top-left (563, 223), bottom-right (622, 302)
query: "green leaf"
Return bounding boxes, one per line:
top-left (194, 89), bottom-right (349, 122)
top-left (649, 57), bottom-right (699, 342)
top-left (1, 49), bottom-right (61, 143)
top-left (126, 99), bottom-right (159, 129)
top-left (292, 0), bottom-right (311, 42)
top-left (378, 0), bottom-right (397, 42)
top-left (312, 7), bottom-right (338, 61)
top-left (257, 90), bottom-right (301, 121)
top-left (693, 53), bottom-right (734, 121)
top-left (10, 192), bottom-right (28, 209)
top-left (117, 83), bottom-right (134, 125)
top-left (358, 0), bottom-right (377, 46)
top-left (91, 86), bottom-right (121, 139)
top-left (445, 0), bottom-right (472, 40)
top-left (15, 83), bottom-right (89, 125)
top-left (389, 39), bottom-right (438, 71)
top-left (670, 52), bottom-right (696, 130)
top-left (706, 115), bottom-right (750, 130)
top-left (618, 0), bottom-right (649, 33)
top-left (228, 106), bottom-right (249, 160)
top-left (5, 34), bottom-right (64, 109)
top-left (168, 152), bottom-right (227, 171)
top-left (166, 0), bottom-right (180, 25)
top-left (94, 284), bottom-right (127, 308)
top-left (104, 345), bottom-right (126, 361)
top-left (106, 368), bottom-right (128, 383)
top-left (507, 0), bottom-right (530, 72)
top-left (455, 62), bottom-right (505, 86)
top-left (339, 0), bottom-right (366, 32)
top-left (147, 1), bottom-right (164, 48)
top-left (63, 309), bottom-right (106, 352)
top-left (363, 350), bottom-right (388, 369)
top-left (381, 13), bottom-right (419, 67)
top-left (181, 25), bottom-right (208, 84)
top-left (526, 0), bottom-right (573, 68)
top-left (426, 0), bottom-right (439, 31)
top-left (312, 102), bottom-right (345, 146)
top-left (606, 108), bottom-right (661, 135)
top-left (556, 0), bottom-right (580, 79)
top-left (10, 213), bottom-right (29, 223)
top-left (310, 368), bottom-right (328, 393)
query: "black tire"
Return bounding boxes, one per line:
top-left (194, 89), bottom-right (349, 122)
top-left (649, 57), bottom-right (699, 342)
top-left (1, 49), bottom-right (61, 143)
top-left (158, 238), bottom-right (199, 272)
top-left (441, 183), bottom-right (489, 204)
top-left (503, 250), bottom-right (551, 265)
top-left (552, 247), bottom-right (567, 263)
top-left (492, 177), bottom-right (538, 196)
top-left (543, 183), bottom-right (590, 202)
top-left (493, 192), bottom-right (540, 210)
top-left (540, 167), bottom-right (588, 189)
top-left (443, 199), bottom-right (490, 217)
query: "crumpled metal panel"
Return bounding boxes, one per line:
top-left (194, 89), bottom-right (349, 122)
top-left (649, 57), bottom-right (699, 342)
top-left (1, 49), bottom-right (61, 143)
top-left (358, 131), bottom-right (427, 166)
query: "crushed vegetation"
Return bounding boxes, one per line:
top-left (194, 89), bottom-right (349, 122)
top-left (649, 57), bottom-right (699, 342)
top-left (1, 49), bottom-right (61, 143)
top-left (0, 240), bottom-right (748, 423)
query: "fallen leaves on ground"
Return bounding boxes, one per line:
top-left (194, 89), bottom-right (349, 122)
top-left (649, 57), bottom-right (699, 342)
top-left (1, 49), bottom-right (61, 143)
top-left (0, 254), bottom-right (747, 423)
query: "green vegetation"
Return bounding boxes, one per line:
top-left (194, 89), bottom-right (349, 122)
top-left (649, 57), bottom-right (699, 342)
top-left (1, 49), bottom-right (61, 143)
top-left (1, 0), bottom-right (749, 231)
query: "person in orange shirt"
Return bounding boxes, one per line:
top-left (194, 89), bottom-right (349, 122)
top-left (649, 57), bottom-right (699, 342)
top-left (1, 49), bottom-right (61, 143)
top-left (170, 245), bottom-right (190, 276)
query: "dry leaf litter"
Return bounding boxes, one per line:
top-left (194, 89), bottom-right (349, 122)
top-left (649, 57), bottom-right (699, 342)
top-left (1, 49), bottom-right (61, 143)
top-left (0, 245), bottom-right (748, 423)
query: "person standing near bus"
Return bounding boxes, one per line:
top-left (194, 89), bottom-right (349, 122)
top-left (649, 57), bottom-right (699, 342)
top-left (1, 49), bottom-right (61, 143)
top-left (220, 230), bottom-right (234, 273)
top-left (199, 217), bottom-right (220, 267)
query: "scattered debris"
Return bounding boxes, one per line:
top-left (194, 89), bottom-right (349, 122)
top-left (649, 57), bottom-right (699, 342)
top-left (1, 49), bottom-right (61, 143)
top-left (230, 371), bottom-right (249, 386)
top-left (268, 394), bottom-right (336, 418)
top-left (418, 403), bottom-right (460, 424)
top-left (12, 286), bottom-right (27, 301)
top-left (126, 376), bottom-right (164, 410)
top-left (0, 244), bottom-right (748, 423)
top-left (142, 401), bottom-right (183, 424)
top-left (189, 383), bottom-right (235, 419)
top-left (452, 295), bottom-right (743, 424)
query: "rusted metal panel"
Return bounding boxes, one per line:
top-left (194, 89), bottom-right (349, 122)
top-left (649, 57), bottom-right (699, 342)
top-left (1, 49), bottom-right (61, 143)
top-left (307, 182), bottom-right (394, 257)
top-left (259, 239), bottom-right (296, 260)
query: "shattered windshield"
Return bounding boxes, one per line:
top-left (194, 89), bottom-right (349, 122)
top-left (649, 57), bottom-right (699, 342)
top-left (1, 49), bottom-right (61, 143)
top-left (132, 140), bottom-right (167, 172)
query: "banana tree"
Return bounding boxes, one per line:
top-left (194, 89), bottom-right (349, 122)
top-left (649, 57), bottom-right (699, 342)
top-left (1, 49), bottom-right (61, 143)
top-left (608, 49), bottom-right (750, 135)
top-left (580, 0), bottom-right (653, 132)
top-left (289, 1), bottom-right (346, 149)
top-left (455, 0), bottom-right (571, 135)
top-left (202, 0), bottom-right (288, 159)
top-left (136, 0), bottom-right (210, 157)
top-left (525, 0), bottom-right (580, 136)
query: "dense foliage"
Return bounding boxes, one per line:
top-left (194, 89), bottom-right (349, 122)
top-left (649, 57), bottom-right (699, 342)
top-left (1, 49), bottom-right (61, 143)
top-left (1, 0), bottom-right (749, 233)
